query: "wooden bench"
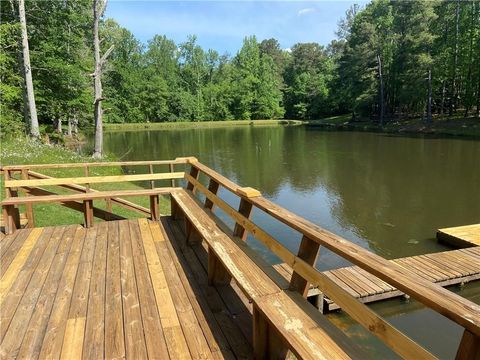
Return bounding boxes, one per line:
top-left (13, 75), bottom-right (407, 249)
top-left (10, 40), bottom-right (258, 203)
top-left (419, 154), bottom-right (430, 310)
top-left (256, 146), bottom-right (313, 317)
top-left (170, 188), bottom-right (361, 359)
top-left (1, 188), bottom-right (176, 234)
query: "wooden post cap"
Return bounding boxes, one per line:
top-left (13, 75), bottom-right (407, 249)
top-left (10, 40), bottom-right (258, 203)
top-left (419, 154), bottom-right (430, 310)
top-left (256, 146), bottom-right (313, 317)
top-left (236, 187), bottom-right (261, 198)
top-left (175, 156), bottom-right (198, 163)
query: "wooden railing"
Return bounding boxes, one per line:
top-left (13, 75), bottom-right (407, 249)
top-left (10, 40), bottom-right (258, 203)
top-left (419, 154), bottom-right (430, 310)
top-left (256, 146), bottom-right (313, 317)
top-left (0, 157), bottom-right (193, 230)
top-left (1, 157), bottom-right (479, 359)
top-left (182, 158), bottom-right (480, 360)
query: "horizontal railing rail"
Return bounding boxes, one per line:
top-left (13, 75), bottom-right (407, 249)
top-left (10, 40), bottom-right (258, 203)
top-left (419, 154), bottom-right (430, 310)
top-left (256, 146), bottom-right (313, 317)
top-left (0, 157), bottom-right (191, 232)
top-left (183, 158), bottom-right (480, 359)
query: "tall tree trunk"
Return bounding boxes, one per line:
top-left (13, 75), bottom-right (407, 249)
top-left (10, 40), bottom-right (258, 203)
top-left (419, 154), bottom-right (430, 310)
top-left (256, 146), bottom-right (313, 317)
top-left (18, 0), bottom-right (39, 138)
top-left (427, 69), bottom-right (432, 123)
top-left (9, 0), bottom-right (29, 127)
top-left (440, 80), bottom-right (446, 115)
top-left (67, 118), bottom-right (72, 136)
top-left (464, 1), bottom-right (475, 118)
top-left (449, 0), bottom-right (460, 116)
top-left (92, 0), bottom-right (103, 158)
top-left (56, 118), bottom-right (62, 132)
top-left (377, 54), bottom-right (385, 126)
top-left (92, 0), bottom-right (113, 159)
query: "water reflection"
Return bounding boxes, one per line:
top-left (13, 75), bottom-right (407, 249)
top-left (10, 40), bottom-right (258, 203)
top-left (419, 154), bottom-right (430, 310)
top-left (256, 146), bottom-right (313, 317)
top-left (96, 127), bottom-right (480, 261)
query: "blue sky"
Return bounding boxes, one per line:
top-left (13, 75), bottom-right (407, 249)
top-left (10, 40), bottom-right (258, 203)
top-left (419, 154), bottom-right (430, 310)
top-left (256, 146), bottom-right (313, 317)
top-left (106, 1), bottom-right (367, 55)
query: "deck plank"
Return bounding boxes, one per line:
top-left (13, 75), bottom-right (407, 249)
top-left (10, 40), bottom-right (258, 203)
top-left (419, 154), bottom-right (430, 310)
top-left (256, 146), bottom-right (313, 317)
top-left (0, 229), bottom-right (33, 278)
top-left (83, 222), bottom-right (108, 360)
top-left (0, 227), bottom-right (53, 335)
top-left (10, 225), bottom-right (75, 359)
top-left (104, 221), bottom-right (125, 360)
top-left (166, 218), bottom-right (252, 358)
top-left (150, 219), bottom-right (213, 359)
top-left (129, 220), bottom-right (170, 359)
top-left (39, 226), bottom-right (86, 359)
top-left (139, 218), bottom-right (192, 359)
top-left (160, 219), bottom-right (234, 359)
top-left (120, 220), bottom-right (148, 359)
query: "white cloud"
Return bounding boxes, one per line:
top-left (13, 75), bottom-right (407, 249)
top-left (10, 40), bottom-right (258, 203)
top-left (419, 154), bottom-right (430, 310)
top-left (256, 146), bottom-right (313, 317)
top-left (297, 8), bottom-right (315, 16)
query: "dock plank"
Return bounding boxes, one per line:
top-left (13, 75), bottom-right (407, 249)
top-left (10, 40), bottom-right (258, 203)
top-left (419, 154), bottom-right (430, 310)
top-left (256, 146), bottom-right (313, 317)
top-left (276, 247), bottom-right (480, 313)
top-left (437, 224), bottom-right (480, 247)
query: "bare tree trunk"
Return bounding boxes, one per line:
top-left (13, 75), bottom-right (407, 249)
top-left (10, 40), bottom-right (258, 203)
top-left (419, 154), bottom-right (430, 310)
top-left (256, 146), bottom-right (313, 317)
top-left (92, 0), bottom-right (113, 159)
top-left (440, 80), bottom-right (446, 115)
top-left (427, 69), bottom-right (432, 123)
top-left (377, 54), bottom-right (385, 126)
top-left (55, 118), bottom-right (62, 132)
top-left (67, 118), bottom-right (72, 136)
top-left (18, 0), bottom-right (39, 138)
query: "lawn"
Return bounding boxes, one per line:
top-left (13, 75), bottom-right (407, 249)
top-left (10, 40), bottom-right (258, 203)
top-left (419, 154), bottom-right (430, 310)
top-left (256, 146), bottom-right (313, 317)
top-left (0, 137), bottom-right (174, 227)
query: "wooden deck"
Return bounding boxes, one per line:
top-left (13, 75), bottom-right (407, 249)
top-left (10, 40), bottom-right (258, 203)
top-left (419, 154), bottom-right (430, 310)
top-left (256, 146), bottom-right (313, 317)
top-left (437, 224), bottom-right (480, 248)
top-left (2, 158), bottom-right (480, 359)
top-left (0, 218), bottom-right (255, 359)
top-left (275, 247), bottom-right (480, 313)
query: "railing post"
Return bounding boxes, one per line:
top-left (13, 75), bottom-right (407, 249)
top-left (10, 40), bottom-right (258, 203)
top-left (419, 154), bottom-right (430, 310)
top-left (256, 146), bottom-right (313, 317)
top-left (233, 187), bottom-right (261, 241)
top-left (289, 235), bottom-right (321, 298)
top-left (84, 165), bottom-right (90, 192)
top-left (149, 164), bottom-right (155, 189)
top-left (4, 170), bottom-right (20, 231)
top-left (3, 205), bottom-right (18, 235)
top-left (186, 165), bottom-right (199, 192)
top-left (169, 163), bottom-right (175, 187)
top-left (21, 169), bottom-right (35, 228)
top-left (204, 179), bottom-right (219, 210)
top-left (253, 305), bottom-right (269, 359)
top-left (207, 246), bottom-right (231, 286)
top-left (456, 330), bottom-right (480, 360)
top-left (150, 194), bottom-right (160, 221)
top-left (83, 200), bottom-right (94, 228)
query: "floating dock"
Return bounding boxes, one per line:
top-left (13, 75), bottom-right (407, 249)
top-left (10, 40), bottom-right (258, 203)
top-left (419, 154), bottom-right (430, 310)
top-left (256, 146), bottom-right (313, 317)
top-left (275, 247), bottom-right (480, 313)
top-left (437, 223), bottom-right (480, 248)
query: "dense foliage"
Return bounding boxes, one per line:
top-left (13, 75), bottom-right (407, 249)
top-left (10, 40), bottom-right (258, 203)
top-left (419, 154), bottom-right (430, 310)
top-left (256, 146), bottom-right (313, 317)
top-left (1, 0), bottom-right (479, 135)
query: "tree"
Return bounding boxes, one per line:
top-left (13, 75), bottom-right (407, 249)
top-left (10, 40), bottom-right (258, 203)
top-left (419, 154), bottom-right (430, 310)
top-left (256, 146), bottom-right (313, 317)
top-left (17, 0), bottom-right (39, 138)
top-left (92, 0), bottom-right (113, 158)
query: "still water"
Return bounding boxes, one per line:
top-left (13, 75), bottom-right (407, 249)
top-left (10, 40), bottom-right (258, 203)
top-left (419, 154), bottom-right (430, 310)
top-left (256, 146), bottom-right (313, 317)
top-left (96, 126), bottom-right (480, 358)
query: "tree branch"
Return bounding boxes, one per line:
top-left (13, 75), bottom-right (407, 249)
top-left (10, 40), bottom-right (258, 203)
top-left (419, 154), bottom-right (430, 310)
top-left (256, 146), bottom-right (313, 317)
top-left (100, 45), bottom-right (114, 67)
top-left (99, 0), bottom-right (107, 17)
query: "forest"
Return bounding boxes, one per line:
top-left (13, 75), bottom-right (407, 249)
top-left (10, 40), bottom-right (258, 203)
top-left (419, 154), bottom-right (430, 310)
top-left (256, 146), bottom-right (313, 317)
top-left (1, 0), bottom-right (479, 137)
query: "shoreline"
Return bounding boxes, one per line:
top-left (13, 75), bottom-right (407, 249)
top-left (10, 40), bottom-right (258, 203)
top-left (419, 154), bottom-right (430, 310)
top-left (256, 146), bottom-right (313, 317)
top-left (103, 119), bottom-right (303, 131)
top-left (307, 116), bottom-right (480, 138)
top-left (100, 117), bottom-right (480, 138)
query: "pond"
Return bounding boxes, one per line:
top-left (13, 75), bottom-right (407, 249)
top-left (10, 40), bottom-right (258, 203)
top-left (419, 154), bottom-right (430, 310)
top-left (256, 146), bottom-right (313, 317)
top-left (91, 125), bottom-right (480, 358)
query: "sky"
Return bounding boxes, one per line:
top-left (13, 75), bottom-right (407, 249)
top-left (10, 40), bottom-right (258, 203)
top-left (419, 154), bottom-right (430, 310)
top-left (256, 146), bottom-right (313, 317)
top-left (106, 1), bottom-right (367, 55)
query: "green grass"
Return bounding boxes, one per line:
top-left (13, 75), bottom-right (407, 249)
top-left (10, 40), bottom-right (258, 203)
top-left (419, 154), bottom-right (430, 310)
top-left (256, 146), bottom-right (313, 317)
top-left (307, 114), bottom-right (352, 125)
top-left (103, 119), bottom-right (303, 131)
top-left (1, 136), bottom-right (172, 227)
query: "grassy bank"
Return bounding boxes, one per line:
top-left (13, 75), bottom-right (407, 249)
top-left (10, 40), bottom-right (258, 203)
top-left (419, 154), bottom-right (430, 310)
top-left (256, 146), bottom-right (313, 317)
top-left (307, 114), bottom-right (480, 138)
top-left (104, 119), bottom-right (302, 131)
top-left (0, 137), bottom-right (171, 227)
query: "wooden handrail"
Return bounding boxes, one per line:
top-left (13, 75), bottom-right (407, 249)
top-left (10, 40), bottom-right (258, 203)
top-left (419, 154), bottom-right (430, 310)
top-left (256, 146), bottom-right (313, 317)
top-left (0, 156), bottom-right (196, 171)
top-left (27, 170), bottom-right (151, 216)
top-left (185, 163), bottom-right (480, 340)
top-left (5, 172), bottom-right (185, 188)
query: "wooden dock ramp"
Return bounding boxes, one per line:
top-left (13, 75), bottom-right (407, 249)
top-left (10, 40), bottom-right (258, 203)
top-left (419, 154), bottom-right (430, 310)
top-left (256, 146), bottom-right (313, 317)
top-left (275, 247), bottom-right (480, 313)
top-left (437, 223), bottom-right (480, 248)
